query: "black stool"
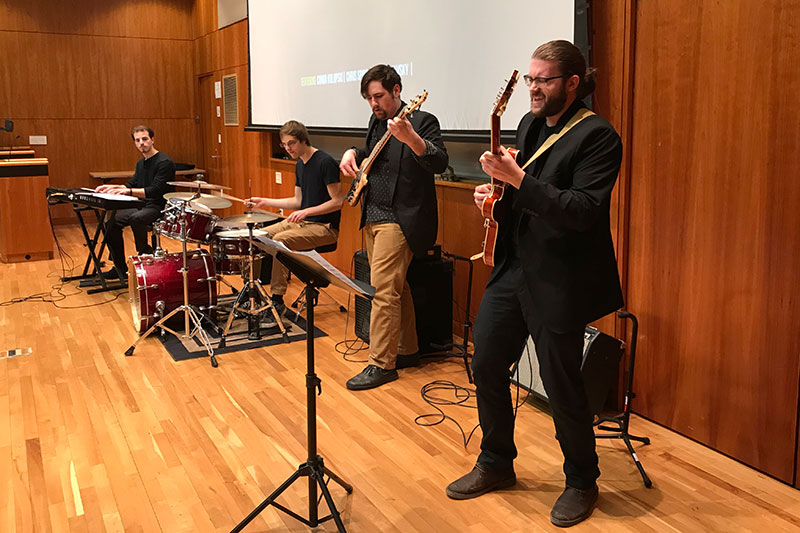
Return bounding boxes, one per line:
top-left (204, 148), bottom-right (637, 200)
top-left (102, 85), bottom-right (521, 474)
top-left (291, 241), bottom-right (347, 316)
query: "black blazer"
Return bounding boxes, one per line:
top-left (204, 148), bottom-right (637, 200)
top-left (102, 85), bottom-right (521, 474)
top-left (493, 102), bottom-right (624, 332)
top-left (354, 106), bottom-right (449, 256)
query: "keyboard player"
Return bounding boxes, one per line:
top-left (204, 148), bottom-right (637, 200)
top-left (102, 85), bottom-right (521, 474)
top-left (95, 125), bottom-right (174, 281)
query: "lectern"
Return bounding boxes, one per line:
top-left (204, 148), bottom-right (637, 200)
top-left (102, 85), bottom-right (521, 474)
top-left (0, 158), bottom-right (53, 263)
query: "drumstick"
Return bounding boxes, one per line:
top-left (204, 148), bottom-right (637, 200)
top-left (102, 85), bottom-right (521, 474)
top-left (218, 192), bottom-right (281, 216)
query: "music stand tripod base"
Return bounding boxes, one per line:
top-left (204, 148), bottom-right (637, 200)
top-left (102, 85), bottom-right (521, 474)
top-left (232, 251), bottom-right (364, 533)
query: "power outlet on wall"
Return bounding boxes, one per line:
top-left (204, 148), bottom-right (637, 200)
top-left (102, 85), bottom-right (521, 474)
top-left (275, 171), bottom-right (282, 184)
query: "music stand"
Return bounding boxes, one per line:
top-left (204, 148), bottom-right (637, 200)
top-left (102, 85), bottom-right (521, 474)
top-left (231, 238), bottom-right (374, 533)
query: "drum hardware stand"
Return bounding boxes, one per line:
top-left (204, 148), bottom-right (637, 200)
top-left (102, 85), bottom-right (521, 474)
top-left (218, 221), bottom-right (289, 346)
top-left (215, 275), bottom-right (240, 296)
top-left (125, 195), bottom-right (220, 367)
top-left (593, 311), bottom-right (652, 488)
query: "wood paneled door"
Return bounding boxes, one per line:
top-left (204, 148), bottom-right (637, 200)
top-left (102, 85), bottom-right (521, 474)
top-left (198, 74), bottom-right (222, 184)
top-left (625, 0), bottom-right (800, 483)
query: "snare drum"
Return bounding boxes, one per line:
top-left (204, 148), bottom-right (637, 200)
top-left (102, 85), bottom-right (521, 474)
top-left (155, 199), bottom-right (217, 244)
top-left (211, 228), bottom-right (268, 275)
top-left (128, 250), bottom-right (217, 333)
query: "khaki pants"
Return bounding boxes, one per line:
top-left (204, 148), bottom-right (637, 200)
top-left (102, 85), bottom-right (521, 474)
top-left (364, 222), bottom-right (418, 369)
top-left (267, 220), bottom-right (338, 296)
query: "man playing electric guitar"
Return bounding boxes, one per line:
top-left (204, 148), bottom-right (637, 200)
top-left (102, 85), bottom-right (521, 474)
top-left (447, 41), bottom-right (624, 528)
top-left (339, 64), bottom-right (448, 391)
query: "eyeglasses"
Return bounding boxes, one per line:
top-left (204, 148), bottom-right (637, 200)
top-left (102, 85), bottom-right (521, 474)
top-left (280, 139), bottom-right (298, 149)
top-left (522, 74), bottom-right (567, 88)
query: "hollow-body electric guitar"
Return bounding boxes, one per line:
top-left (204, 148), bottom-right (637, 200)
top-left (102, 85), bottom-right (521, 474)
top-left (345, 90), bottom-right (429, 207)
top-left (479, 71), bottom-right (520, 266)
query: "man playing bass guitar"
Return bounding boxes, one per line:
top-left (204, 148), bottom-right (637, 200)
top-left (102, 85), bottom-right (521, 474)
top-left (339, 64), bottom-right (448, 391)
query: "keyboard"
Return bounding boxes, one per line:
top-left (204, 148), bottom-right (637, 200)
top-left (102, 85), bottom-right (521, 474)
top-left (46, 187), bottom-right (145, 210)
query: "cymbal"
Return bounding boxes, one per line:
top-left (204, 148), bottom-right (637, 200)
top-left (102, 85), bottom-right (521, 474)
top-left (215, 228), bottom-right (270, 238)
top-left (163, 191), bottom-right (232, 209)
top-left (217, 211), bottom-right (281, 226)
top-left (167, 180), bottom-right (231, 191)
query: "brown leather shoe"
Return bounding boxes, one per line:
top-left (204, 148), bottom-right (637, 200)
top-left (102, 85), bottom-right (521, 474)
top-left (550, 485), bottom-right (599, 527)
top-left (445, 463), bottom-right (516, 500)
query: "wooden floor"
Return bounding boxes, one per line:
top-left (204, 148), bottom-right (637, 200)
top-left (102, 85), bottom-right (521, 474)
top-left (2, 225), bottom-right (800, 532)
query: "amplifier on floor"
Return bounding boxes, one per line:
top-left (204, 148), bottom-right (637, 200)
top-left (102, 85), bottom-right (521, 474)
top-left (512, 326), bottom-right (623, 415)
top-left (353, 248), bottom-right (453, 354)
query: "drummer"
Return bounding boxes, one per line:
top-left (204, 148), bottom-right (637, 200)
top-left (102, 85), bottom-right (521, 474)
top-left (245, 120), bottom-right (343, 315)
top-left (96, 125), bottom-right (175, 281)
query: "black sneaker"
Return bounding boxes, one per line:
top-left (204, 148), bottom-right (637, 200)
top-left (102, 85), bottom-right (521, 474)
top-left (346, 365), bottom-right (398, 391)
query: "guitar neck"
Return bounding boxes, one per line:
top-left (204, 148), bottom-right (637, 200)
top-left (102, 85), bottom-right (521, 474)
top-left (362, 105), bottom-right (412, 169)
top-left (490, 114), bottom-right (501, 155)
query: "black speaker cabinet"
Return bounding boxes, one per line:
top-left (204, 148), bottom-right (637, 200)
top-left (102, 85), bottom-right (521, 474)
top-left (353, 248), bottom-right (453, 354)
top-left (512, 326), bottom-right (623, 415)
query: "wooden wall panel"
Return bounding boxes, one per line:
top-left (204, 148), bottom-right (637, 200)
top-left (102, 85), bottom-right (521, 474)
top-left (194, 20), bottom-right (248, 76)
top-left (0, 0), bottom-right (193, 39)
top-left (626, 0), bottom-right (800, 483)
top-left (0, 32), bottom-right (194, 119)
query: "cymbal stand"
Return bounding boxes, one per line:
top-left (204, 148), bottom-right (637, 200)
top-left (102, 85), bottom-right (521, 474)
top-left (125, 195), bottom-right (220, 367)
top-left (218, 221), bottom-right (289, 346)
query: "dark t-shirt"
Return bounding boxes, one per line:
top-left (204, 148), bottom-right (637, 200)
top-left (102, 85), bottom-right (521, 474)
top-left (296, 149), bottom-right (341, 229)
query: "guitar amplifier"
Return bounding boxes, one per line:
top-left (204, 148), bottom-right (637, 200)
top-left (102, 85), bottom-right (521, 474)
top-left (353, 248), bottom-right (453, 354)
top-left (512, 326), bottom-right (623, 415)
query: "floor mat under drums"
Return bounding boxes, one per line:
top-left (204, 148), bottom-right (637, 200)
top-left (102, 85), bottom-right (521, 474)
top-left (157, 294), bottom-right (326, 361)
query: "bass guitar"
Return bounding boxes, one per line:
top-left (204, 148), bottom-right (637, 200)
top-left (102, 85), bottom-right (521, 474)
top-left (479, 70), bottom-right (519, 266)
top-left (345, 90), bottom-right (429, 206)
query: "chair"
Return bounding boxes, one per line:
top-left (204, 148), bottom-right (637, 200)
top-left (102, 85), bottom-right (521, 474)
top-left (290, 241), bottom-right (347, 317)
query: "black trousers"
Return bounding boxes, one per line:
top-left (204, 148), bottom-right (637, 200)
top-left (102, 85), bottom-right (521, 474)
top-left (105, 206), bottom-right (162, 274)
top-left (472, 257), bottom-right (599, 490)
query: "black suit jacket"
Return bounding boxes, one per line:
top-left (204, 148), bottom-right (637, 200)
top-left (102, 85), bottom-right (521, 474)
top-left (354, 106), bottom-right (449, 256)
top-left (493, 102), bottom-right (624, 332)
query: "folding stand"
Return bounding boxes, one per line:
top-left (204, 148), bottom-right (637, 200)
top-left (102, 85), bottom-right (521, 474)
top-left (232, 243), bottom-right (374, 532)
top-left (594, 310), bottom-right (652, 488)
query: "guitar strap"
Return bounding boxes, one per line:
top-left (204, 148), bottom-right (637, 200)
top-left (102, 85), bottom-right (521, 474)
top-left (518, 107), bottom-right (595, 170)
top-left (470, 107), bottom-right (597, 263)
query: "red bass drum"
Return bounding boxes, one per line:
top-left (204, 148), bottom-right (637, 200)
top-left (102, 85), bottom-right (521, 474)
top-left (128, 250), bottom-right (217, 334)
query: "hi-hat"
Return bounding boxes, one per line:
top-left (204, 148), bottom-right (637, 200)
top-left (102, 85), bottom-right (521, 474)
top-left (219, 211), bottom-right (281, 225)
top-left (168, 180), bottom-right (231, 191)
top-left (163, 191), bottom-right (232, 209)
top-left (215, 228), bottom-right (270, 238)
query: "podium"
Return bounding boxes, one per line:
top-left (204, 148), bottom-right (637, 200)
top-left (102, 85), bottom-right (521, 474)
top-left (231, 237), bottom-right (374, 533)
top-left (0, 158), bottom-right (53, 263)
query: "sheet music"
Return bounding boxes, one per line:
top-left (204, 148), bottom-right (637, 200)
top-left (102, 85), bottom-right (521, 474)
top-left (252, 235), bottom-right (373, 296)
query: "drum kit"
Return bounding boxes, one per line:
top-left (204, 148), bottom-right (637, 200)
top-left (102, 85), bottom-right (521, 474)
top-left (124, 180), bottom-right (285, 367)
